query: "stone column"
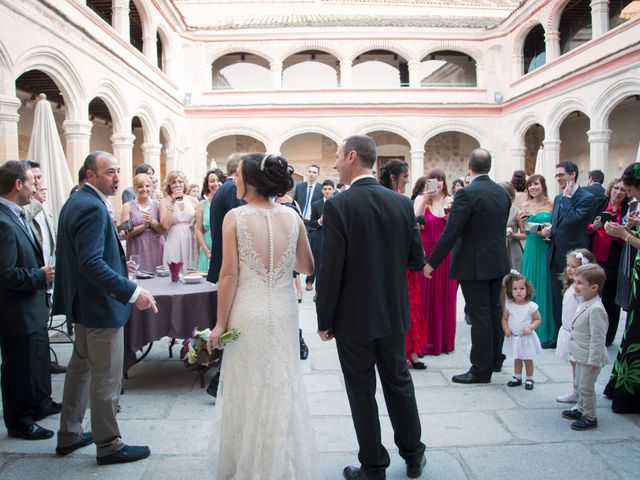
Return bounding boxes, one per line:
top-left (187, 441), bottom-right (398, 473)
top-left (142, 142), bottom-right (162, 175)
top-left (270, 61), bottom-right (282, 89)
top-left (339, 60), bottom-right (352, 88)
top-left (408, 61), bottom-right (422, 88)
top-left (511, 53), bottom-right (524, 80)
top-left (112, 0), bottom-right (130, 41)
top-left (545, 30), bottom-right (560, 61)
top-left (543, 139), bottom-right (561, 195)
top-left (143, 33), bottom-right (158, 66)
top-left (63, 120), bottom-right (92, 180)
top-left (590, 0), bottom-right (609, 38)
top-left (510, 146), bottom-right (526, 171)
top-left (0, 95), bottom-right (20, 163)
top-left (410, 150), bottom-right (425, 187)
top-left (475, 61), bottom-right (485, 88)
top-left (111, 133), bottom-right (135, 212)
top-left (587, 129), bottom-right (612, 173)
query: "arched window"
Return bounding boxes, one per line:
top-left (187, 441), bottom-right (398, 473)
top-left (559, 0), bottom-right (592, 55)
top-left (282, 50), bottom-right (339, 88)
top-left (523, 25), bottom-right (546, 74)
top-left (211, 53), bottom-right (271, 90)
top-left (129, 0), bottom-right (143, 53)
top-left (85, 0), bottom-right (112, 25)
top-left (419, 51), bottom-right (477, 87)
top-left (609, 0), bottom-right (640, 29)
top-left (352, 50), bottom-right (408, 88)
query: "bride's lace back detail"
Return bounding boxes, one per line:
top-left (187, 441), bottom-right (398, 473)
top-left (215, 204), bottom-right (319, 480)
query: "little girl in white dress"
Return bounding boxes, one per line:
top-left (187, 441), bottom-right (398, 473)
top-left (556, 249), bottom-right (597, 403)
top-left (502, 272), bottom-right (542, 390)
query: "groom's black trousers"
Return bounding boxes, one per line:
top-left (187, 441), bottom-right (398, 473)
top-left (336, 333), bottom-right (425, 476)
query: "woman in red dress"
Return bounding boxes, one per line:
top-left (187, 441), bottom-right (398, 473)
top-left (379, 160), bottom-right (427, 369)
top-left (412, 169), bottom-right (457, 355)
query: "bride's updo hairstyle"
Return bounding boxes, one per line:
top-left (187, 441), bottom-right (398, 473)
top-left (241, 152), bottom-right (294, 198)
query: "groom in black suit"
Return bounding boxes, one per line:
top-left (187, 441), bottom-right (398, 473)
top-left (425, 148), bottom-right (511, 384)
top-left (316, 135), bottom-right (426, 480)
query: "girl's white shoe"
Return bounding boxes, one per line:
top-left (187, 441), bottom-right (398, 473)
top-left (556, 391), bottom-right (579, 403)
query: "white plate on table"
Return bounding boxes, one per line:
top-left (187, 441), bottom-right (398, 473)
top-left (182, 274), bottom-right (204, 284)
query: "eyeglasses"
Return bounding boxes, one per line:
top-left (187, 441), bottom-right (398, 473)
top-left (554, 173), bottom-right (567, 178)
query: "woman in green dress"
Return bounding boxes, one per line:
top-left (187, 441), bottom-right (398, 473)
top-left (603, 162), bottom-right (640, 413)
top-left (195, 169), bottom-right (225, 272)
top-left (518, 174), bottom-right (556, 345)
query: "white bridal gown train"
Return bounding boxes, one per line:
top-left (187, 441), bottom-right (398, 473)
top-left (215, 204), bottom-right (320, 480)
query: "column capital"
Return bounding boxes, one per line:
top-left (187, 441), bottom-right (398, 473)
top-left (410, 149), bottom-right (425, 158)
top-left (510, 146), bottom-right (527, 155)
top-left (110, 133), bottom-right (135, 148)
top-left (63, 120), bottom-right (93, 137)
top-left (545, 30), bottom-right (560, 41)
top-left (543, 139), bottom-right (561, 151)
top-left (141, 142), bottom-right (163, 154)
top-left (0, 95), bottom-right (21, 121)
top-left (587, 129), bottom-right (612, 143)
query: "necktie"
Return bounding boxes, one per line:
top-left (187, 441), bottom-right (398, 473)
top-left (303, 184), bottom-right (313, 220)
top-left (19, 211), bottom-right (35, 243)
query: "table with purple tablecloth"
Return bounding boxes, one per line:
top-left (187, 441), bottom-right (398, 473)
top-left (124, 276), bottom-right (217, 373)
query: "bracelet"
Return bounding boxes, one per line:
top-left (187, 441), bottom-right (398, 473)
top-left (624, 233), bottom-right (631, 243)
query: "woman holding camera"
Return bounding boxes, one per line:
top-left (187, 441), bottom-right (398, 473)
top-left (160, 170), bottom-right (199, 271)
top-left (518, 174), bottom-right (555, 346)
top-left (120, 173), bottom-right (165, 271)
top-left (413, 169), bottom-right (456, 355)
top-left (587, 178), bottom-right (629, 345)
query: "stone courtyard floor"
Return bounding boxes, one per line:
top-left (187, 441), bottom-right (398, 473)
top-left (1, 289), bottom-right (639, 479)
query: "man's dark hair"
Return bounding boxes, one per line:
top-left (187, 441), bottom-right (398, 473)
top-left (588, 169), bottom-right (604, 184)
top-left (468, 148), bottom-right (492, 174)
top-left (83, 151), bottom-right (113, 176)
top-left (26, 160), bottom-right (41, 170)
top-left (0, 160), bottom-right (30, 195)
top-left (321, 179), bottom-right (335, 188)
top-left (226, 154), bottom-right (242, 175)
top-left (309, 164), bottom-right (320, 172)
top-left (135, 163), bottom-right (154, 175)
top-left (343, 135), bottom-right (377, 168)
top-left (556, 161), bottom-right (579, 181)
top-left (336, 182), bottom-right (344, 190)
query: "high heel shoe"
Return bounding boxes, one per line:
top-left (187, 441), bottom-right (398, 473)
top-left (410, 360), bottom-right (427, 370)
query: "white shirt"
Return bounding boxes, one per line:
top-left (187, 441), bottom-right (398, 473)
top-left (350, 174), bottom-right (375, 186)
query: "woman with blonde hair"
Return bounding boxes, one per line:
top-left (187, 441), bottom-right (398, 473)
top-left (159, 170), bottom-right (199, 271)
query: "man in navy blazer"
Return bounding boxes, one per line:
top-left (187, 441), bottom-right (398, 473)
top-left (540, 161), bottom-right (595, 347)
top-left (53, 152), bottom-right (157, 465)
top-left (0, 160), bottom-right (58, 440)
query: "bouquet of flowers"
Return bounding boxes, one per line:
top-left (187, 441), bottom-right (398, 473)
top-left (180, 327), bottom-right (241, 372)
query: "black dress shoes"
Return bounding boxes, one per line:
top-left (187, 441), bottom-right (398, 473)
top-left (34, 401), bottom-right (62, 421)
top-left (56, 432), bottom-right (94, 456)
top-left (407, 455), bottom-right (426, 478)
top-left (343, 466), bottom-right (385, 479)
top-left (299, 329), bottom-right (309, 360)
top-left (8, 423), bottom-right (54, 440)
top-left (97, 445), bottom-right (151, 465)
top-left (541, 340), bottom-right (557, 349)
top-left (51, 362), bottom-right (67, 374)
top-left (452, 371), bottom-right (491, 384)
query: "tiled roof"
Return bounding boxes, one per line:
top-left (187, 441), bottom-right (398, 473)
top-left (198, 14), bottom-right (504, 30)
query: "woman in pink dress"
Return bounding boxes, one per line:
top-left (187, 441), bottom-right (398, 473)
top-left (412, 169), bottom-right (457, 355)
top-left (379, 160), bottom-right (427, 369)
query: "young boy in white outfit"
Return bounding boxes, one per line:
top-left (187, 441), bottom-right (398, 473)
top-left (562, 263), bottom-right (608, 430)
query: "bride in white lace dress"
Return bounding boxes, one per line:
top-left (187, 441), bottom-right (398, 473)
top-left (207, 153), bottom-right (319, 480)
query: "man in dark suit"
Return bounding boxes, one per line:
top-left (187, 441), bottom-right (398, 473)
top-left (316, 136), bottom-right (426, 480)
top-left (308, 179), bottom-right (334, 285)
top-left (540, 161), bottom-right (595, 347)
top-left (205, 153), bottom-right (242, 400)
top-left (54, 152), bottom-right (157, 465)
top-left (0, 160), bottom-right (59, 440)
top-left (293, 163), bottom-right (323, 290)
top-left (425, 148), bottom-right (511, 384)
top-left (583, 169), bottom-right (606, 199)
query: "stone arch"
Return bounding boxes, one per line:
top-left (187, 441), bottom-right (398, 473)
top-left (278, 124), bottom-right (343, 150)
top-left (0, 37), bottom-right (13, 93)
top-left (131, 0), bottom-right (155, 40)
top-left (156, 23), bottom-right (172, 73)
top-left (419, 121), bottom-right (485, 147)
top-left (348, 41), bottom-right (414, 63)
top-left (417, 41), bottom-right (484, 66)
top-left (280, 42), bottom-right (345, 64)
top-left (88, 79), bottom-right (128, 134)
top-left (354, 120), bottom-right (414, 147)
top-left (203, 124), bottom-right (271, 154)
top-left (129, 101), bottom-right (158, 142)
top-left (513, 113), bottom-right (546, 149)
top-left (547, 97), bottom-right (590, 139)
top-left (591, 78), bottom-right (640, 131)
top-left (547, 0), bottom-right (573, 32)
top-left (207, 44), bottom-right (274, 66)
top-left (13, 46), bottom-right (86, 120)
top-left (159, 117), bottom-right (177, 150)
top-left (513, 19), bottom-right (546, 57)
